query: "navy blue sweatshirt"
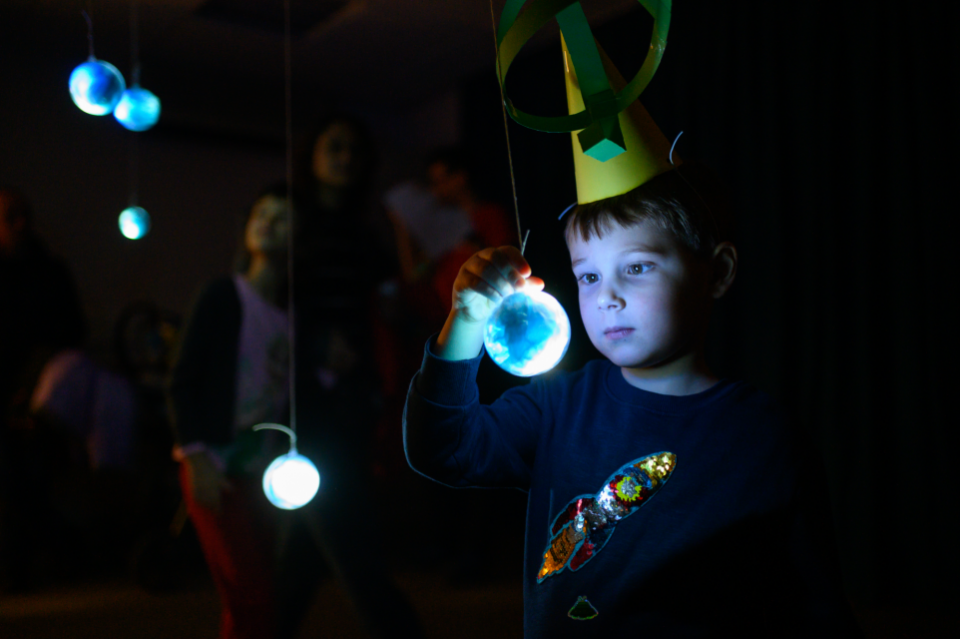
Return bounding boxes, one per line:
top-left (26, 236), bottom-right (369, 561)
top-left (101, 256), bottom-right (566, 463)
top-left (404, 339), bottom-right (861, 638)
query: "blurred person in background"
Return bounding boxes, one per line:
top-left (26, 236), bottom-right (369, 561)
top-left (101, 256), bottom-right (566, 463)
top-left (386, 146), bottom-right (515, 326)
top-left (274, 114), bottom-right (422, 639)
top-left (0, 186), bottom-right (86, 591)
top-left (381, 148), bottom-right (522, 585)
top-left (168, 184), bottom-right (294, 639)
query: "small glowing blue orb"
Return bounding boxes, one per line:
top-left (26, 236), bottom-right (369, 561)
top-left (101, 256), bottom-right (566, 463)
top-left (114, 86), bottom-right (161, 131)
top-left (484, 290), bottom-right (571, 377)
top-left (119, 206), bottom-right (150, 240)
top-left (69, 59), bottom-right (126, 115)
top-left (262, 452), bottom-right (320, 510)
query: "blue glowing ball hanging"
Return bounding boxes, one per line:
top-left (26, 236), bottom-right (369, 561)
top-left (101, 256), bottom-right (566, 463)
top-left (119, 206), bottom-right (150, 240)
top-left (262, 452), bottom-right (320, 510)
top-left (484, 290), bottom-right (571, 377)
top-left (114, 86), bottom-right (161, 131)
top-left (69, 59), bottom-right (126, 115)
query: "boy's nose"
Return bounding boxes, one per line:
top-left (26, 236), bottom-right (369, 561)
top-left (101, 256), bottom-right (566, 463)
top-left (597, 286), bottom-right (624, 310)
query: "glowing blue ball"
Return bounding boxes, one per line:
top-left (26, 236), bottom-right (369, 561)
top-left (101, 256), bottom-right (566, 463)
top-left (119, 206), bottom-right (150, 240)
top-left (262, 451), bottom-right (320, 510)
top-left (114, 87), bottom-right (161, 131)
top-left (69, 59), bottom-right (126, 115)
top-left (484, 290), bottom-right (571, 377)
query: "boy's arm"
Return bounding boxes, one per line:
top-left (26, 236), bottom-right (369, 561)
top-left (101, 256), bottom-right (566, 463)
top-left (404, 246), bottom-right (545, 488)
top-left (403, 336), bottom-right (544, 489)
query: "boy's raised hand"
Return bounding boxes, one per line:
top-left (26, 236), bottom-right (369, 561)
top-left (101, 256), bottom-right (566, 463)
top-left (436, 246), bottom-right (544, 361)
top-left (452, 245), bottom-right (545, 323)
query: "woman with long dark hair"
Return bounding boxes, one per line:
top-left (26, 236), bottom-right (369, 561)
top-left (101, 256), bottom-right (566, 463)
top-left (273, 115), bottom-right (422, 639)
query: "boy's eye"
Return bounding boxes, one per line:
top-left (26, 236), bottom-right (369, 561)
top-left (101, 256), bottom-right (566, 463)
top-left (577, 273), bottom-right (598, 285)
top-left (627, 263), bottom-right (651, 275)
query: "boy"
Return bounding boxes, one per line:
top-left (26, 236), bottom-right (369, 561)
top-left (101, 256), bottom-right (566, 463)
top-left (404, 31), bottom-right (860, 638)
top-left (403, 168), bottom-right (860, 636)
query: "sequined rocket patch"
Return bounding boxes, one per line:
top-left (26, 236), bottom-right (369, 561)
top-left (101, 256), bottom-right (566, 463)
top-left (538, 452), bottom-right (676, 582)
top-left (567, 596), bottom-right (598, 620)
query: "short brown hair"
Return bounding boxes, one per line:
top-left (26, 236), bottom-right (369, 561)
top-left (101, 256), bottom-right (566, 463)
top-left (564, 165), bottom-right (728, 259)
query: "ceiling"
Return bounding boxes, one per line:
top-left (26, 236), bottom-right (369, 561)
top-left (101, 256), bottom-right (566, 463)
top-left (3, 0), bottom-right (637, 139)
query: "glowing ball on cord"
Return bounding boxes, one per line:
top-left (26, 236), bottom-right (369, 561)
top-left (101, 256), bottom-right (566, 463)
top-left (484, 289), bottom-right (571, 377)
top-left (119, 206), bottom-right (150, 240)
top-left (262, 451), bottom-right (320, 510)
top-left (69, 59), bottom-right (126, 115)
top-left (114, 86), bottom-right (161, 131)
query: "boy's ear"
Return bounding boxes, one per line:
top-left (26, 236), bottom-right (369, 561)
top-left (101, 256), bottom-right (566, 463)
top-left (710, 242), bottom-right (737, 299)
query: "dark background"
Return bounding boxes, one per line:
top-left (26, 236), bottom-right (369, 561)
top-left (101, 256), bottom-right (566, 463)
top-left (1, 0), bottom-right (957, 634)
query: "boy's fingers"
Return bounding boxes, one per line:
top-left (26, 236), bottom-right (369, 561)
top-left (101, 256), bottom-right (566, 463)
top-left (490, 247), bottom-right (530, 292)
top-left (461, 246), bottom-right (537, 302)
top-left (522, 276), bottom-right (545, 292)
top-left (457, 269), bottom-right (504, 304)
top-left (465, 254), bottom-right (514, 298)
top-left (496, 245), bottom-right (532, 277)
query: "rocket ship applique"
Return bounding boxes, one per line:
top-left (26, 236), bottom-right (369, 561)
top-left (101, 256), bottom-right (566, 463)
top-left (538, 452), bottom-right (676, 582)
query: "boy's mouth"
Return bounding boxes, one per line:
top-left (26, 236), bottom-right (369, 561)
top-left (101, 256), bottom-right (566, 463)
top-left (603, 327), bottom-right (634, 339)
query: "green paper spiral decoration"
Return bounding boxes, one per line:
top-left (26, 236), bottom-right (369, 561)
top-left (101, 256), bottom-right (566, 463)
top-left (495, 0), bottom-right (672, 161)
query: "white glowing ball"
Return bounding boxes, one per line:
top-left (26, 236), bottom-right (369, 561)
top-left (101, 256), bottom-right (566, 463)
top-left (484, 290), bottom-right (571, 377)
top-left (262, 451), bottom-right (320, 510)
top-left (119, 206), bottom-right (150, 240)
top-left (69, 59), bottom-right (125, 115)
top-left (114, 86), bottom-right (161, 131)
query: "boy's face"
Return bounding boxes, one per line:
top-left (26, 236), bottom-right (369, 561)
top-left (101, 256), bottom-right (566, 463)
top-left (568, 219), bottom-right (712, 371)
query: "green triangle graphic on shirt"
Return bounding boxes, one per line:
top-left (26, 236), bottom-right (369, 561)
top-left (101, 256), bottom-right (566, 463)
top-left (567, 596), bottom-right (598, 620)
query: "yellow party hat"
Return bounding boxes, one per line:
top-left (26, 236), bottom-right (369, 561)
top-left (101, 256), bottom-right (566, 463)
top-left (563, 34), bottom-right (678, 204)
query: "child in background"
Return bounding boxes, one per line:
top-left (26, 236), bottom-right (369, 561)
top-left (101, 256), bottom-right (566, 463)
top-left (170, 180), bottom-right (424, 639)
top-left (385, 146), bottom-right (515, 324)
top-left (382, 148), bottom-right (523, 583)
top-left (168, 185), bottom-right (292, 639)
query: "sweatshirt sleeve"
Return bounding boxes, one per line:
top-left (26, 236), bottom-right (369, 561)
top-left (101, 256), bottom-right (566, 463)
top-left (403, 336), bottom-right (544, 490)
top-left (167, 278), bottom-right (241, 447)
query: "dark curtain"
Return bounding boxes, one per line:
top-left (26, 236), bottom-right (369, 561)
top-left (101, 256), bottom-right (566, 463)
top-left (463, 0), bottom-right (959, 611)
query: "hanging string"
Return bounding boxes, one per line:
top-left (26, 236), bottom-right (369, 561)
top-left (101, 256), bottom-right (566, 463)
top-left (128, 0), bottom-right (139, 209)
top-left (283, 0), bottom-right (298, 435)
top-left (82, 9), bottom-right (95, 59)
top-left (129, 130), bottom-right (139, 206)
top-left (130, 0), bottom-right (141, 86)
top-left (488, 0), bottom-right (524, 252)
top-left (127, 0), bottom-right (140, 208)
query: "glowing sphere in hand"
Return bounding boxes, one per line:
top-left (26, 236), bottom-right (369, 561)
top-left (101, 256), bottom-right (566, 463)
top-left (119, 206), bottom-right (150, 240)
top-left (484, 290), bottom-right (571, 377)
top-left (114, 87), bottom-right (161, 131)
top-left (69, 59), bottom-right (125, 115)
top-left (262, 452), bottom-right (320, 510)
